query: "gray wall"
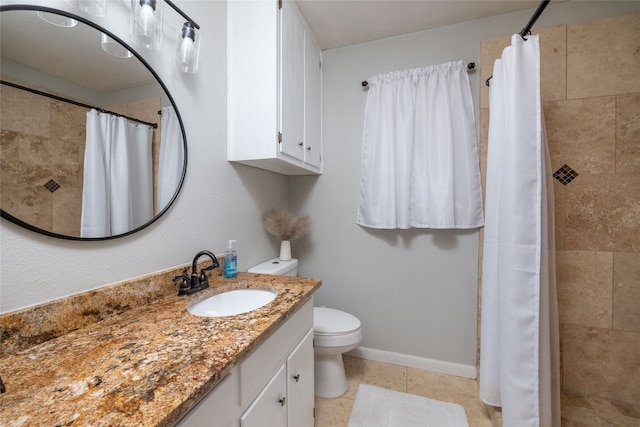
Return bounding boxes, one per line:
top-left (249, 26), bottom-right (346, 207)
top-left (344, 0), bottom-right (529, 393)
top-left (289, 1), bottom-right (640, 371)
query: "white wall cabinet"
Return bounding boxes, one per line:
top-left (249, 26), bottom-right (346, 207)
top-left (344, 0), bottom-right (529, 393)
top-left (228, 0), bottom-right (322, 175)
top-left (174, 300), bottom-right (314, 427)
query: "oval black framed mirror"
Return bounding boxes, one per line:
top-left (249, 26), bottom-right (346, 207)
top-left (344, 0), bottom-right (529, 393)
top-left (0, 5), bottom-right (188, 241)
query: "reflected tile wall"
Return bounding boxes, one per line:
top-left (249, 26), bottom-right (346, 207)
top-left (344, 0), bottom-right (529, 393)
top-left (479, 13), bottom-right (640, 408)
top-left (1, 83), bottom-right (162, 236)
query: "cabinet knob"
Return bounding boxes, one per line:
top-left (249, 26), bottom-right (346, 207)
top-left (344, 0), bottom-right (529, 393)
top-left (293, 374), bottom-right (300, 382)
top-left (306, 146), bottom-right (312, 151)
top-left (279, 396), bottom-right (286, 406)
top-left (298, 141), bottom-right (304, 147)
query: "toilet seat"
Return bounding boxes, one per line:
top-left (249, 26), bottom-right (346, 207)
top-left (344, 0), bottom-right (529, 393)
top-left (314, 307), bottom-right (361, 335)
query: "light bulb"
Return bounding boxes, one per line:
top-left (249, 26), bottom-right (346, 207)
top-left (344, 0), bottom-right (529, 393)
top-left (178, 36), bottom-right (195, 63)
top-left (138, 3), bottom-right (157, 37)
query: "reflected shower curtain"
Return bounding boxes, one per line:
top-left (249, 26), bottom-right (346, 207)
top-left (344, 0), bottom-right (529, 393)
top-left (81, 109), bottom-right (153, 237)
top-left (479, 35), bottom-right (560, 426)
top-left (157, 105), bottom-right (184, 212)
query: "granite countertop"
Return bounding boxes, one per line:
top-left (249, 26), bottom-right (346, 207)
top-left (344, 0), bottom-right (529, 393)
top-left (0, 273), bottom-right (321, 427)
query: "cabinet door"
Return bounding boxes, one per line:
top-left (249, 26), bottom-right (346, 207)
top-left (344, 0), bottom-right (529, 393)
top-left (241, 365), bottom-right (287, 427)
top-left (279, 0), bottom-right (305, 161)
top-left (287, 329), bottom-right (315, 427)
top-left (174, 369), bottom-right (238, 427)
top-left (304, 34), bottom-right (321, 169)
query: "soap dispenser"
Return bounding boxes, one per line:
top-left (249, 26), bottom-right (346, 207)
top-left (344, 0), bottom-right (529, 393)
top-left (224, 240), bottom-right (237, 278)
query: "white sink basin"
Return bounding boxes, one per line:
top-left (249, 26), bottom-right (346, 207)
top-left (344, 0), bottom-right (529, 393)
top-left (187, 289), bottom-right (278, 317)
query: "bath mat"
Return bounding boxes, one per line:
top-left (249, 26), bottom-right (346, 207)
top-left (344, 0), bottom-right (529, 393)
top-left (348, 384), bottom-right (469, 427)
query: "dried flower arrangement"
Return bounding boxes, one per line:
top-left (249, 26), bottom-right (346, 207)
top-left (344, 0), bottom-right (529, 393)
top-left (263, 209), bottom-right (311, 241)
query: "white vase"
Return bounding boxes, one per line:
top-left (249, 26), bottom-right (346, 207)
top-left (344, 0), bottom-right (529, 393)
top-left (279, 240), bottom-right (291, 261)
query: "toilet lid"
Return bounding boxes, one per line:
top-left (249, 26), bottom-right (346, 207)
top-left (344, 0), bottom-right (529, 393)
top-left (314, 307), bottom-right (361, 335)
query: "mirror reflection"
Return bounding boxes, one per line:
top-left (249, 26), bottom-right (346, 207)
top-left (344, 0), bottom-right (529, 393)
top-left (0, 7), bottom-right (187, 240)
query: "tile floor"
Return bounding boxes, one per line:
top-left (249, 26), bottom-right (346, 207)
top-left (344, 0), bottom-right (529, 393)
top-left (314, 356), bottom-right (640, 427)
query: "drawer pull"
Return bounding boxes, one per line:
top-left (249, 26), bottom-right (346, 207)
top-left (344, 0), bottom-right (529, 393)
top-left (293, 374), bottom-right (300, 382)
top-left (279, 396), bottom-right (286, 406)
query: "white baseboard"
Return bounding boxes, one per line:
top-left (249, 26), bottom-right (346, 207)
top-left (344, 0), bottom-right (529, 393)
top-left (346, 346), bottom-right (477, 379)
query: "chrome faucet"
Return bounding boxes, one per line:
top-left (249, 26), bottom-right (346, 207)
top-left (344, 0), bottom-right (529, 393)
top-left (174, 250), bottom-right (219, 296)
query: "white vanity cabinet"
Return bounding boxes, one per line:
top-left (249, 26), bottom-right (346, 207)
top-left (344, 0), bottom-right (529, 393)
top-left (174, 299), bottom-right (314, 427)
top-left (173, 368), bottom-right (239, 427)
top-left (228, 0), bottom-right (322, 175)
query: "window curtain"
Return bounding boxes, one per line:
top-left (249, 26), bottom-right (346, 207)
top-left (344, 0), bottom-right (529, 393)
top-left (157, 105), bottom-right (184, 212)
top-left (479, 34), bottom-right (561, 426)
top-left (356, 60), bottom-right (483, 229)
top-left (80, 109), bottom-right (153, 237)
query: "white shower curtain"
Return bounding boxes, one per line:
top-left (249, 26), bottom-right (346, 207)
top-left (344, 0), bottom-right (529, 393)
top-left (479, 34), bottom-right (561, 426)
top-left (81, 109), bottom-right (153, 237)
top-left (157, 105), bottom-right (184, 212)
top-left (356, 61), bottom-right (483, 229)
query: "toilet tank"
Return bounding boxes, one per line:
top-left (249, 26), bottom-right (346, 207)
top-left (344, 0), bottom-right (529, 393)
top-left (248, 258), bottom-right (298, 276)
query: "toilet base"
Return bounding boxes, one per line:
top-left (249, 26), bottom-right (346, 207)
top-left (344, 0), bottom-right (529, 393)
top-left (314, 352), bottom-right (348, 398)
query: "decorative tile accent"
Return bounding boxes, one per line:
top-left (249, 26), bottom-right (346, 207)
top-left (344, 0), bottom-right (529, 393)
top-left (44, 179), bottom-right (60, 193)
top-left (553, 164), bottom-right (579, 185)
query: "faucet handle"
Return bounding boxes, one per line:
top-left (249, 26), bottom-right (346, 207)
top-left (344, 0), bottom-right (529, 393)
top-left (174, 272), bottom-right (190, 296)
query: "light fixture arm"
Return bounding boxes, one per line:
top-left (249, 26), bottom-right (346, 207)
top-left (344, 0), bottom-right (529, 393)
top-left (164, 0), bottom-right (199, 29)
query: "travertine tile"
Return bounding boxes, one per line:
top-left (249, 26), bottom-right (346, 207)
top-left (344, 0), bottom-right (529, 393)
top-left (553, 180), bottom-right (566, 250)
top-left (543, 97), bottom-right (616, 175)
top-left (538, 25), bottom-right (567, 103)
top-left (128, 97), bottom-right (161, 131)
top-left (342, 356), bottom-right (406, 400)
top-left (556, 250), bottom-right (613, 328)
top-left (616, 93), bottom-right (640, 173)
top-left (562, 324), bottom-right (640, 404)
top-left (479, 34), bottom-right (510, 109)
top-left (567, 14), bottom-right (640, 99)
top-left (613, 252), bottom-right (640, 333)
top-left (314, 396), bottom-right (354, 427)
top-left (51, 101), bottom-right (86, 139)
top-left (17, 133), bottom-right (54, 185)
top-left (0, 130), bottom-right (19, 185)
top-left (560, 392), bottom-right (603, 426)
top-left (53, 186), bottom-right (82, 237)
top-left (0, 83), bottom-right (50, 138)
top-left (565, 174), bottom-right (640, 252)
top-left (407, 368), bottom-right (492, 427)
top-left (0, 183), bottom-right (52, 231)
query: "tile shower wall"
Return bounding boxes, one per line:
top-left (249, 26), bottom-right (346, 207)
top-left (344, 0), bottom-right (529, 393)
top-left (0, 81), bottom-right (161, 236)
top-left (479, 13), bottom-right (640, 405)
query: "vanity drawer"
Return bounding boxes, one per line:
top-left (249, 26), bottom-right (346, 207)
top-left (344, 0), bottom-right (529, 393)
top-left (239, 298), bottom-right (313, 408)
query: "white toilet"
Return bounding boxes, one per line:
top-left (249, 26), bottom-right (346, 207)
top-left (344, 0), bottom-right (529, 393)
top-left (247, 258), bottom-right (362, 398)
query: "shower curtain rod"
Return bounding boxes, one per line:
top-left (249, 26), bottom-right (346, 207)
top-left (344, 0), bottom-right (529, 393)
top-left (1, 80), bottom-right (159, 129)
top-left (485, 0), bottom-right (550, 87)
top-left (361, 62), bottom-right (476, 88)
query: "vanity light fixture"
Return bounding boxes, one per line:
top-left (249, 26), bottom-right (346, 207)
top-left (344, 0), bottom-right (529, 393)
top-left (65, 0), bottom-right (107, 17)
top-left (37, 11), bottom-right (77, 27)
top-left (175, 21), bottom-right (200, 73)
top-left (130, 0), bottom-right (201, 73)
top-left (165, 0), bottom-right (201, 74)
top-left (101, 33), bottom-right (133, 58)
top-left (131, 0), bottom-right (164, 50)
